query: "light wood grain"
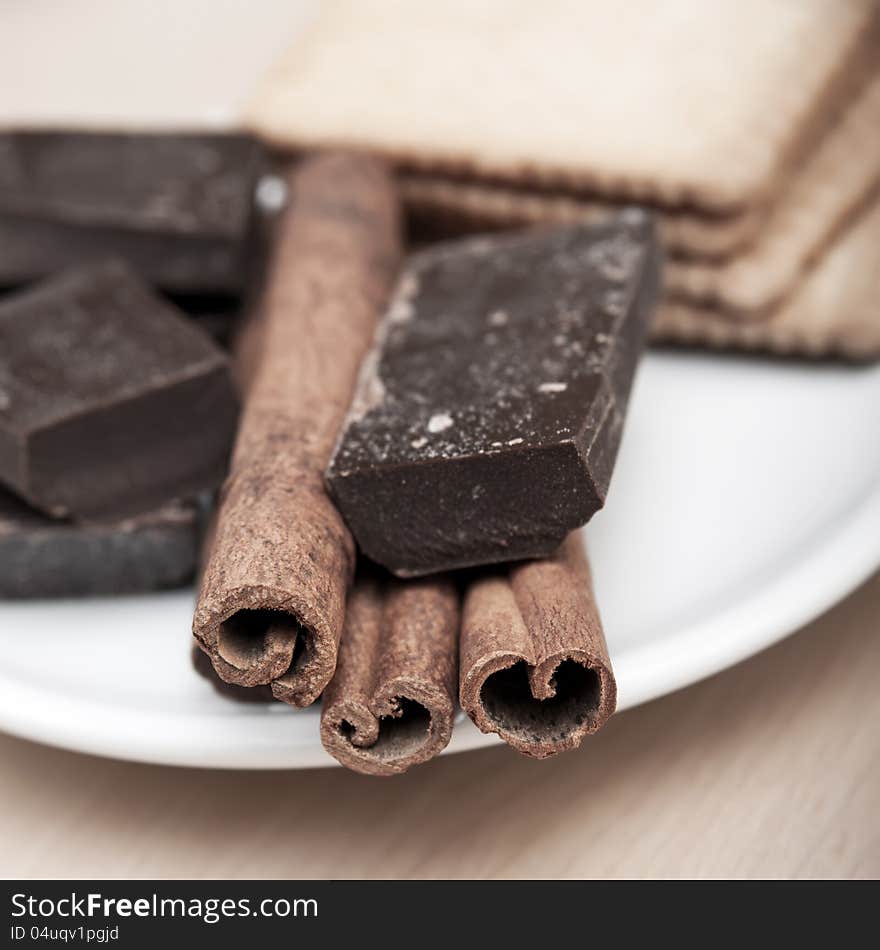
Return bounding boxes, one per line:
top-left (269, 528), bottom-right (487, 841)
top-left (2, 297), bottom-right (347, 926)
top-left (1, 571), bottom-right (877, 880)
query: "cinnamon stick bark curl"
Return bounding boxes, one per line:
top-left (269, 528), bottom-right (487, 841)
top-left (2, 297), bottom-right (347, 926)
top-left (321, 573), bottom-right (460, 776)
top-left (460, 533), bottom-right (616, 758)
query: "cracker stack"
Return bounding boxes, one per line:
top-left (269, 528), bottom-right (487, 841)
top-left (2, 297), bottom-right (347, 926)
top-left (248, 0), bottom-right (880, 359)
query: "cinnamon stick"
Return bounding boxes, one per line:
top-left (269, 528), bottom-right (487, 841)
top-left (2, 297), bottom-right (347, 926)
top-left (192, 153), bottom-right (402, 706)
top-left (459, 532), bottom-right (616, 758)
top-left (321, 572), bottom-right (459, 776)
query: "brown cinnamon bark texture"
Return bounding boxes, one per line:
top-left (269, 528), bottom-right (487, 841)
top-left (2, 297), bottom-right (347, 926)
top-left (321, 572), bottom-right (459, 776)
top-left (460, 532), bottom-right (616, 758)
top-left (192, 153), bottom-right (402, 706)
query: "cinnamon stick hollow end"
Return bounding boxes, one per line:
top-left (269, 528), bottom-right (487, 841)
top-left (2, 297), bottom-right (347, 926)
top-left (193, 467), bottom-right (356, 704)
top-left (460, 533), bottom-right (616, 758)
top-left (321, 574), bottom-right (460, 776)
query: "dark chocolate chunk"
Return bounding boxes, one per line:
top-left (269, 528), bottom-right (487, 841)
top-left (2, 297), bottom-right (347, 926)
top-left (0, 259), bottom-right (239, 520)
top-left (0, 488), bottom-right (199, 598)
top-left (0, 131), bottom-right (263, 293)
top-left (327, 211), bottom-right (661, 576)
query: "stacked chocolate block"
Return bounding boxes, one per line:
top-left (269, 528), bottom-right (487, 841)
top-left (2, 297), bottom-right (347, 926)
top-left (0, 133), bottom-right (262, 596)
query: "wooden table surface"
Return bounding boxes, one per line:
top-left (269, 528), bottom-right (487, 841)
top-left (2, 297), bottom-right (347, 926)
top-left (2, 570), bottom-right (877, 880)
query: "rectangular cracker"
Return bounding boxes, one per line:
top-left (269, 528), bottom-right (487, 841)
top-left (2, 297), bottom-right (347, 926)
top-left (665, 75), bottom-right (880, 316)
top-left (401, 56), bottom-right (880, 270)
top-left (406, 72), bottom-right (880, 320)
top-left (652, 200), bottom-right (880, 359)
top-left (248, 0), bottom-right (875, 213)
top-left (403, 176), bottom-right (763, 261)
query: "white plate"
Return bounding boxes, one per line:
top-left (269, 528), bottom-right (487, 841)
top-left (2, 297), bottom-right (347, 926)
top-left (1, 350), bottom-right (879, 769)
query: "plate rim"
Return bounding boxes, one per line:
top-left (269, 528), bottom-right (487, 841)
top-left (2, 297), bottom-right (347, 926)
top-left (1, 360), bottom-right (879, 769)
top-left (1, 475), bottom-right (878, 769)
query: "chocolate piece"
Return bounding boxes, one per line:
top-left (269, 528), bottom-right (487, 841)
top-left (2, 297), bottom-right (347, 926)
top-left (321, 571), bottom-right (459, 776)
top-left (191, 644), bottom-right (275, 703)
top-left (0, 488), bottom-right (199, 598)
top-left (0, 131), bottom-right (263, 293)
top-left (0, 260), bottom-right (239, 520)
top-left (327, 211), bottom-right (661, 576)
top-left (193, 153), bottom-right (402, 708)
top-left (460, 532), bottom-right (616, 758)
